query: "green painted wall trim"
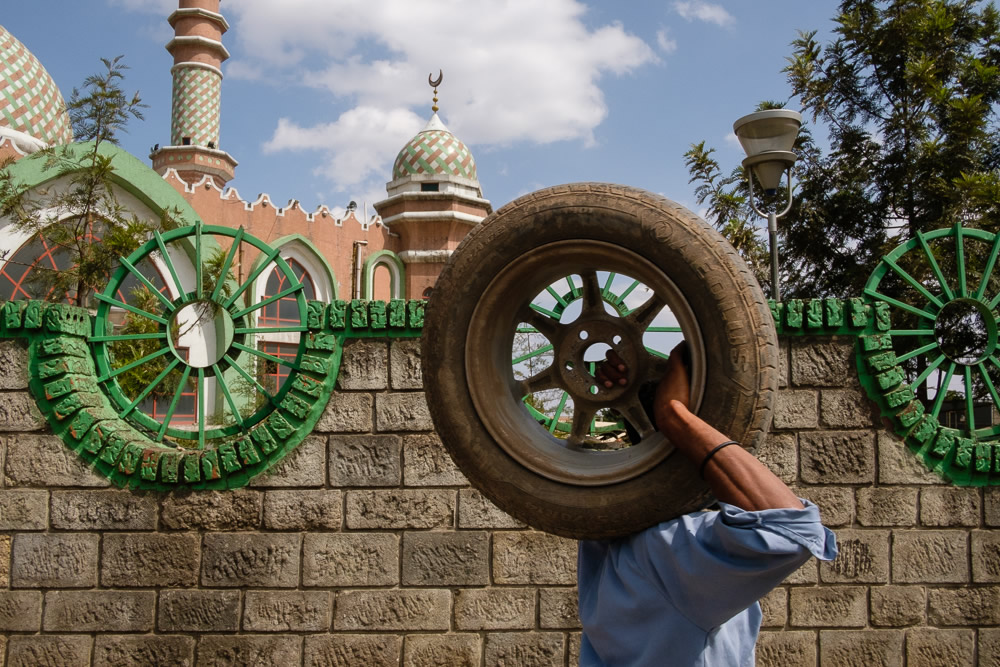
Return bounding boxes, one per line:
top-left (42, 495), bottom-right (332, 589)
top-left (362, 250), bottom-right (406, 300)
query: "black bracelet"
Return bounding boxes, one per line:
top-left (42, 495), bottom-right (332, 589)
top-left (699, 440), bottom-right (739, 479)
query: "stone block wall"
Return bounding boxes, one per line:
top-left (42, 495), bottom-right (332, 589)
top-left (0, 334), bottom-right (995, 666)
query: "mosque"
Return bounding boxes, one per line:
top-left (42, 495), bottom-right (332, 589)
top-left (0, 0), bottom-right (492, 309)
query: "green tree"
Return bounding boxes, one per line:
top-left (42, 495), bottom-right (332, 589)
top-left (0, 56), bottom-right (158, 307)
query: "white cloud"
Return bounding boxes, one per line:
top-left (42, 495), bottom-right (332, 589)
top-left (673, 1), bottom-right (735, 28)
top-left (656, 29), bottom-right (678, 54)
top-left (724, 131), bottom-right (741, 148)
top-left (224, 0), bottom-right (656, 192)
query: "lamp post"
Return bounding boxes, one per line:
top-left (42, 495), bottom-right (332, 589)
top-left (733, 109), bottom-right (802, 302)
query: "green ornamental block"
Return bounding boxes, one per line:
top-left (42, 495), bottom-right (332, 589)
top-left (267, 412), bottom-right (295, 440)
top-left (80, 428), bottom-right (105, 455)
top-left (217, 442), bottom-right (241, 473)
top-left (183, 453), bottom-right (201, 483)
top-left (977, 444), bottom-right (993, 473)
top-left (370, 300), bottom-right (387, 329)
top-left (64, 408), bottom-right (99, 444)
top-left (932, 429), bottom-right (958, 459)
top-left (866, 351), bottom-right (898, 373)
top-left (52, 392), bottom-right (102, 421)
top-left (955, 439), bottom-right (975, 469)
top-left (37, 336), bottom-right (89, 358)
top-left (3, 301), bottom-right (26, 329)
top-left (908, 414), bottom-right (938, 445)
top-left (44, 375), bottom-right (98, 400)
top-left (237, 438), bottom-right (262, 465)
top-left (159, 451), bottom-right (183, 483)
top-left (806, 299), bottom-right (823, 328)
top-left (860, 334), bottom-right (893, 352)
top-left (140, 449), bottom-right (162, 481)
top-left (306, 300), bottom-right (327, 330)
top-left (885, 386), bottom-right (915, 408)
top-left (389, 299), bottom-right (407, 327)
top-left (849, 298), bottom-right (867, 328)
top-left (408, 299), bottom-right (425, 328)
top-left (875, 301), bottom-right (891, 331)
top-left (897, 400), bottom-right (925, 429)
top-left (824, 298), bottom-right (844, 327)
top-left (328, 300), bottom-right (347, 329)
top-left (304, 332), bottom-right (336, 352)
top-left (98, 430), bottom-right (130, 465)
top-left (292, 374), bottom-right (323, 397)
top-left (876, 367), bottom-right (906, 391)
top-left (784, 300), bottom-right (803, 328)
top-left (280, 392), bottom-right (311, 420)
top-left (36, 356), bottom-right (93, 380)
top-left (299, 354), bottom-right (330, 377)
top-left (251, 426), bottom-right (279, 455)
top-left (117, 443), bottom-right (144, 476)
top-left (23, 301), bottom-right (42, 329)
top-left (43, 303), bottom-right (90, 336)
top-left (201, 450), bottom-right (222, 481)
top-left (350, 300), bottom-right (369, 328)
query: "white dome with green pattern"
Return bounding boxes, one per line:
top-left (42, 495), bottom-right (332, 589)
top-left (0, 25), bottom-right (73, 151)
top-left (392, 113), bottom-right (477, 182)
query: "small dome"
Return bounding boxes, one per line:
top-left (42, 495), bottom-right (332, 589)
top-left (392, 113), bottom-right (477, 182)
top-left (0, 25), bottom-right (73, 149)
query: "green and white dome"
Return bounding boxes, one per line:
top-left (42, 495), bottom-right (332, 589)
top-left (392, 113), bottom-right (477, 182)
top-left (0, 25), bottom-right (73, 152)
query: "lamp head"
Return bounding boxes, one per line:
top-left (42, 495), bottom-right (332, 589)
top-left (733, 109), bottom-right (802, 193)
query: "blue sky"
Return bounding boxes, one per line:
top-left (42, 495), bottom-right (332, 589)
top-left (4, 0), bottom-right (840, 218)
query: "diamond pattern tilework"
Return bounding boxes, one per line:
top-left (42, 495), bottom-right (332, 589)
top-left (0, 26), bottom-right (73, 146)
top-left (170, 67), bottom-right (221, 147)
top-left (392, 129), bottom-right (477, 181)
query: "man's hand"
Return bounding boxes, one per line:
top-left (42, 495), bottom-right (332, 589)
top-left (594, 350), bottom-right (629, 389)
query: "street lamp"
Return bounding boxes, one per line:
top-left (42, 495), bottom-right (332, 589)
top-left (733, 109), bottom-right (802, 302)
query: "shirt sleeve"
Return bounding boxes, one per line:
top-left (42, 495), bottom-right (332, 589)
top-left (629, 500), bottom-right (837, 631)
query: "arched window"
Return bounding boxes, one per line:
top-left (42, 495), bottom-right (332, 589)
top-left (0, 233), bottom-right (78, 302)
top-left (258, 258), bottom-right (317, 326)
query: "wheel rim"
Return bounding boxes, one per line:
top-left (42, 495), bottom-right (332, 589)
top-left (466, 239), bottom-right (706, 486)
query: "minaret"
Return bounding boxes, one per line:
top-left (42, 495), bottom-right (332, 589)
top-left (150, 0), bottom-right (237, 186)
top-left (374, 73), bottom-right (492, 298)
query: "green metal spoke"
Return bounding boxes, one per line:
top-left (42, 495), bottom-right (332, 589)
top-left (224, 245), bottom-right (283, 309)
top-left (565, 275), bottom-right (578, 298)
top-left (896, 341), bottom-right (939, 364)
top-left (955, 223), bottom-right (968, 298)
top-left (120, 256), bottom-right (174, 310)
top-left (916, 230), bottom-right (955, 301)
top-left (545, 285), bottom-right (569, 308)
top-left (978, 364), bottom-right (1000, 419)
top-left (911, 352), bottom-right (948, 388)
top-left (881, 257), bottom-right (945, 310)
top-left (234, 326), bottom-right (308, 335)
top-left (528, 303), bottom-right (561, 320)
top-left (224, 353), bottom-right (274, 399)
top-left (195, 221), bottom-right (203, 299)
top-left (232, 341), bottom-right (300, 370)
top-left (548, 392), bottom-right (569, 433)
top-left (95, 293), bottom-right (168, 325)
top-left (210, 227), bottom-right (245, 302)
top-left (213, 365), bottom-right (244, 429)
top-left (197, 367), bottom-right (205, 449)
top-left (231, 283), bottom-right (304, 320)
top-left (976, 233), bottom-right (1000, 300)
top-left (154, 230), bottom-right (186, 298)
top-left (99, 346), bottom-right (173, 382)
top-left (964, 365), bottom-right (975, 432)
top-left (645, 346), bottom-right (671, 360)
top-left (122, 358), bottom-right (181, 417)
top-left (89, 332), bottom-right (167, 343)
top-left (513, 343), bottom-right (554, 365)
top-left (887, 328), bottom-right (936, 336)
top-left (618, 279), bottom-right (641, 303)
top-left (863, 289), bottom-right (937, 322)
top-left (929, 361), bottom-right (958, 420)
top-left (601, 272), bottom-right (617, 298)
top-left (157, 365), bottom-right (192, 441)
top-left (516, 327), bottom-right (539, 333)
top-left (646, 326), bottom-right (682, 333)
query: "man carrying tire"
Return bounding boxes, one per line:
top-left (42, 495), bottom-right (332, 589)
top-left (579, 345), bottom-right (837, 666)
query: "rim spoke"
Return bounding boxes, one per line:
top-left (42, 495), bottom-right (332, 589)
top-left (929, 361), bottom-right (958, 419)
top-left (567, 406), bottom-right (598, 447)
top-left (157, 365), bottom-right (192, 441)
top-left (231, 283), bottom-right (303, 320)
top-left (122, 358), bottom-right (181, 417)
top-left (513, 343), bottom-right (554, 365)
top-left (548, 392), bottom-right (569, 433)
top-left (211, 227), bottom-right (245, 302)
top-left (620, 396), bottom-right (656, 441)
top-left (197, 368), bottom-right (205, 449)
top-left (579, 270), bottom-right (604, 317)
top-left (234, 326), bottom-right (308, 335)
top-left (955, 223), bottom-right (968, 298)
top-left (99, 347), bottom-right (173, 382)
top-left (120, 257), bottom-right (174, 310)
top-left (232, 341), bottom-right (300, 371)
top-left (224, 246), bottom-right (283, 309)
top-left (863, 288), bottom-right (937, 321)
top-left (888, 328), bottom-right (936, 336)
top-left (154, 230), bottom-right (186, 299)
top-left (625, 293), bottom-right (666, 330)
top-left (896, 341), bottom-right (939, 364)
top-left (964, 365), bottom-right (975, 432)
top-left (602, 272), bottom-right (617, 298)
top-left (882, 257), bottom-right (945, 310)
top-left (917, 230), bottom-right (955, 301)
top-left (518, 366), bottom-right (559, 396)
top-left (89, 332), bottom-right (167, 343)
top-left (94, 293), bottom-right (168, 326)
top-left (224, 353), bottom-right (275, 400)
top-left (978, 364), bottom-right (1000, 417)
top-left (977, 234), bottom-right (1000, 300)
top-left (522, 306), bottom-right (561, 340)
top-left (214, 364), bottom-right (244, 429)
top-left (195, 221), bottom-right (203, 299)
top-left (912, 352), bottom-right (947, 388)
top-left (545, 285), bottom-right (569, 308)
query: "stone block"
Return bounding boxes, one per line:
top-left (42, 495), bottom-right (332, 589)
top-left (0, 339), bottom-right (29, 389)
top-left (856, 488), bottom-right (917, 526)
top-left (458, 489), bottom-right (526, 529)
top-left (0, 489), bottom-right (47, 529)
top-left (791, 338), bottom-right (854, 386)
top-left (799, 430), bottom-right (875, 484)
top-left (328, 434), bottom-right (401, 486)
top-left (337, 339), bottom-right (388, 390)
top-left (974, 531), bottom-right (1000, 583)
top-left (493, 531), bottom-right (577, 585)
top-left (375, 392), bottom-right (434, 432)
top-left (249, 434), bottom-right (325, 487)
top-left (928, 586), bottom-right (1000, 625)
top-left (756, 631), bottom-right (816, 667)
top-left (345, 489), bottom-right (454, 529)
top-left (101, 533), bottom-right (199, 587)
top-left (244, 591), bottom-right (331, 632)
top-left (757, 432), bottom-right (797, 483)
top-left (484, 632), bottom-right (564, 666)
top-left (334, 589), bottom-right (451, 631)
top-left (979, 628), bottom-right (1000, 667)
top-left (263, 489), bottom-right (343, 530)
top-left (778, 340), bottom-right (790, 388)
top-left (93, 635), bottom-right (196, 667)
top-left (161, 489), bottom-right (262, 530)
top-left (0, 535), bottom-right (8, 587)
top-left (403, 634), bottom-right (480, 667)
top-left (43, 591), bottom-right (154, 632)
top-left (906, 628), bottom-right (974, 666)
top-left (158, 590), bottom-right (241, 631)
top-left (390, 339), bottom-right (423, 390)
top-left (820, 529), bottom-right (889, 584)
top-left (0, 591), bottom-right (41, 631)
top-left (11, 532), bottom-right (98, 587)
top-left (796, 486), bottom-right (854, 527)
top-left (789, 586), bottom-right (867, 627)
top-left (0, 392), bottom-right (45, 431)
top-left (818, 630), bottom-right (903, 667)
top-left (784, 558), bottom-right (819, 585)
top-left (314, 391), bottom-right (373, 433)
top-left (773, 390), bottom-right (818, 429)
top-left (50, 489), bottom-right (157, 530)
top-left (8, 635), bottom-right (92, 667)
top-left (540, 587), bottom-right (580, 629)
top-left (891, 530), bottom-right (968, 584)
top-left (304, 634), bottom-right (402, 667)
top-left (196, 635), bottom-right (301, 666)
top-left (820, 388), bottom-right (875, 428)
top-left (4, 433), bottom-right (109, 487)
top-left (403, 433), bottom-right (466, 486)
top-left (303, 533), bottom-right (398, 587)
top-left (986, 488), bottom-right (1000, 527)
top-left (759, 587), bottom-right (787, 627)
top-left (455, 587), bottom-right (536, 631)
top-left (878, 431), bottom-right (942, 485)
top-left (201, 533), bottom-right (300, 587)
top-left (402, 531), bottom-right (489, 586)
top-left (870, 586), bottom-right (925, 626)
top-left (919, 487), bottom-right (981, 527)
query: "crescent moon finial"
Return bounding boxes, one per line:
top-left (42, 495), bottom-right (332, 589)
top-left (428, 70), bottom-right (443, 113)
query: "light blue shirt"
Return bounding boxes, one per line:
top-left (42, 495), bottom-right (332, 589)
top-left (578, 500), bottom-right (837, 666)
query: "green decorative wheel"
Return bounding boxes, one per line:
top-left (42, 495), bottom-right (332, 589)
top-left (91, 222), bottom-right (307, 448)
top-left (865, 222), bottom-right (1000, 440)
